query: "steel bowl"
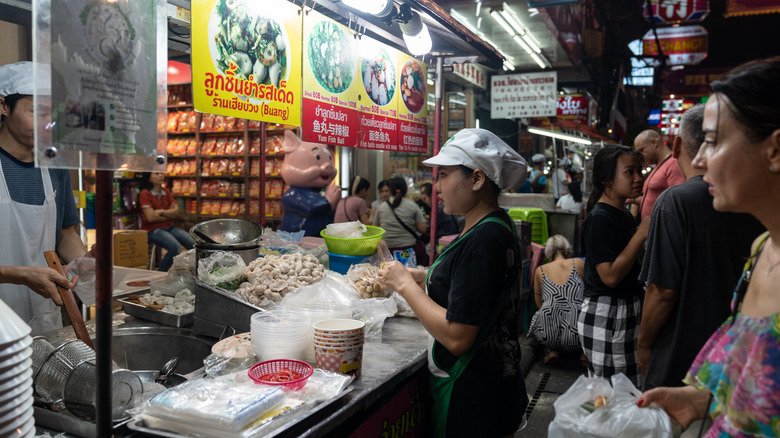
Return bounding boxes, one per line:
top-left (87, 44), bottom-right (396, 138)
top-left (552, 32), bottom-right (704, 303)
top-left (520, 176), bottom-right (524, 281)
top-left (189, 219), bottom-right (263, 249)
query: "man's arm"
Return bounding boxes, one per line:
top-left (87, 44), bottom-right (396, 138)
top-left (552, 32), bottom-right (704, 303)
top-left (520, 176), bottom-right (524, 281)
top-left (56, 225), bottom-right (87, 264)
top-left (637, 283), bottom-right (680, 374)
top-left (0, 265), bottom-right (71, 305)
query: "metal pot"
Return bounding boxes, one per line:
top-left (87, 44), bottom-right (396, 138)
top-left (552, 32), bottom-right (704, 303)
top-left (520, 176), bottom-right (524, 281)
top-left (189, 219), bottom-right (262, 249)
top-left (195, 244), bottom-right (260, 270)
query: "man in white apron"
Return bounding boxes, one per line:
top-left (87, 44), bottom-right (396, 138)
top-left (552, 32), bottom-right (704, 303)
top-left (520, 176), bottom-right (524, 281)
top-left (0, 62), bottom-right (87, 335)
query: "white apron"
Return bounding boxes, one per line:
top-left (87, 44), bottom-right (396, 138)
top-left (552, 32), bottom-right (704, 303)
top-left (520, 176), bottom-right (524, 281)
top-left (0, 158), bottom-right (62, 335)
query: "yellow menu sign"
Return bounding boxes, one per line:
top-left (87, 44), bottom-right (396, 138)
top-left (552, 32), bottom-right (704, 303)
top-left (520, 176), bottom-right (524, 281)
top-left (191, 0), bottom-right (302, 125)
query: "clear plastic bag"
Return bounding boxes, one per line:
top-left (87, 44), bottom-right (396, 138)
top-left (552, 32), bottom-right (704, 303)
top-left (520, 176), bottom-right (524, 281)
top-left (324, 221), bottom-right (366, 238)
top-left (65, 256), bottom-right (126, 306)
top-left (197, 251), bottom-right (247, 291)
top-left (548, 374), bottom-right (673, 438)
top-left (346, 263), bottom-right (389, 299)
top-left (352, 298), bottom-right (398, 338)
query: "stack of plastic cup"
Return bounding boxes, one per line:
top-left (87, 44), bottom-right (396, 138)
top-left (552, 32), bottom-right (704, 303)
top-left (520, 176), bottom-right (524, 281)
top-left (312, 319), bottom-right (365, 377)
top-left (250, 312), bottom-right (310, 361)
top-left (285, 300), bottom-right (352, 364)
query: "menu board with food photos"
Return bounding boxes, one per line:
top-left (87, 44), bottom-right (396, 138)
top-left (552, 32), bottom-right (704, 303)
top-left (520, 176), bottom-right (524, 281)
top-left (191, 0), bottom-right (302, 125)
top-left (356, 38), bottom-right (399, 151)
top-left (397, 53), bottom-right (428, 153)
top-left (301, 10), bottom-right (360, 147)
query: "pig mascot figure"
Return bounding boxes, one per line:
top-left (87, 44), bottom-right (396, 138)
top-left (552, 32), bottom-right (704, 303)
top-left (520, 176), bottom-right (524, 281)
top-left (279, 130), bottom-right (340, 236)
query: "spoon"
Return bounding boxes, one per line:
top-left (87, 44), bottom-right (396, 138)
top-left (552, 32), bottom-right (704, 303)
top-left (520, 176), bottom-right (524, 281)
top-left (193, 230), bottom-right (219, 244)
top-left (155, 357), bottom-right (179, 386)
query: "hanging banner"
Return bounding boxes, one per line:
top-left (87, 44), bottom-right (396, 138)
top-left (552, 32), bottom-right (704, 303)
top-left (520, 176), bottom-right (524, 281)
top-left (557, 94), bottom-right (589, 126)
top-left (725, 0), bottom-right (780, 17)
top-left (397, 53), bottom-right (428, 153)
top-left (301, 10), bottom-right (359, 146)
top-left (642, 25), bottom-right (708, 66)
top-left (191, 0), bottom-right (302, 125)
top-left (357, 39), bottom-right (399, 151)
top-left (490, 71), bottom-right (557, 119)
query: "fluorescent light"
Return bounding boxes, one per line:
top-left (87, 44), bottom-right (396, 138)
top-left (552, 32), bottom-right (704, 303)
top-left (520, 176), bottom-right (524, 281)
top-left (522, 34), bottom-right (542, 54)
top-left (503, 60), bottom-right (516, 71)
top-left (512, 35), bottom-right (533, 54)
top-left (528, 127), bottom-right (592, 145)
top-left (499, 9), bottom-right (525, 36)
top-left (530, 52), bottom-right (547, 69)
top-left (341, 0), bottom-right (393, 17)
top-left (490, 10), bottom-right (516, 38)
top-left (476, 1), bottom-right (481, 17)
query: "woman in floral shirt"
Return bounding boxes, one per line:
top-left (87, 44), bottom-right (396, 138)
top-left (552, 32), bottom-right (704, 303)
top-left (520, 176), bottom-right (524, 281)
top-left (638, 57), bottom-right (780, 436)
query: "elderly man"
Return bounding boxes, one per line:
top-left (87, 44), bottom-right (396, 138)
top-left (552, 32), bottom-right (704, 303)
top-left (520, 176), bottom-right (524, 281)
top-left (632, 129), bottom-right (685, 219)
top-left (637, 105), bottom-right (764, 390)
top-left (0, 62), bottom-right (87, 335)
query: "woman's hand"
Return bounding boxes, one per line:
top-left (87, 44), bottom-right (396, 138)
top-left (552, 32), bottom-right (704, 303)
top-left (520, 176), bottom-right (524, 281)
top-left (638, 386), bottom-right (710, 430)
top-left (377, 261), bottom-right (418, 297)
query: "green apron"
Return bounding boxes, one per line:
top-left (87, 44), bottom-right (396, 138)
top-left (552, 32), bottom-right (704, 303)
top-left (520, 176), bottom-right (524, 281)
top-left (425, 216), bottom-right (516, 438)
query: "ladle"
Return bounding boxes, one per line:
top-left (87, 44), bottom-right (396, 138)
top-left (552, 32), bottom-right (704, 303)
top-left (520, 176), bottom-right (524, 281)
top-left (155, 357), bottom-right (179, 385)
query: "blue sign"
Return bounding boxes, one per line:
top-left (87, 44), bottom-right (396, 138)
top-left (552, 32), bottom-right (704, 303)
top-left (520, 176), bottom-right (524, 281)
top-left (648, 109), bottom-right (661, 125)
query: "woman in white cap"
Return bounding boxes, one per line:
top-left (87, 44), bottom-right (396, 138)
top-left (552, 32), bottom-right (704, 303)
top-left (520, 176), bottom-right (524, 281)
top-left (0, 61), bottom-right (87, 335)
top-left (378, 128), bottom-right (529, 438)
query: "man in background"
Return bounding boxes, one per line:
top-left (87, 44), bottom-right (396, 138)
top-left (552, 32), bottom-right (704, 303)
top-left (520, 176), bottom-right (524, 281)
top-left (637, 104), bottom-right (764, 390)
top-left (632, 129), bottom-right (685, 219)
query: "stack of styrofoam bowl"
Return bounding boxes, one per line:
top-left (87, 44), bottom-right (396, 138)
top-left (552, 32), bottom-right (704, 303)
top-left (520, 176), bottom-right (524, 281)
top-left (285, 300), bottom-right (352, 364)
top-left (312, 319), bottom-right (365, 378)
top-left (0, 300), bottom-right (35, 437)
top-left (250, 311), bottom-right (310, 361)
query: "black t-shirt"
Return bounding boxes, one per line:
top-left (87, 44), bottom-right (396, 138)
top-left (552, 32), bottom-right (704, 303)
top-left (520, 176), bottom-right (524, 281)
top-left (427, 209), bottom-right (528, 436)
top-left (639, 176), bottom-right (764, 389)
top-left (583, 202), bottom-right (642, 298)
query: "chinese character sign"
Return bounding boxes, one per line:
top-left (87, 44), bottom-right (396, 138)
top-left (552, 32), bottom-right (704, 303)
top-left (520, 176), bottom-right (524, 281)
top-left (491, 72), bottom-right (557, 119)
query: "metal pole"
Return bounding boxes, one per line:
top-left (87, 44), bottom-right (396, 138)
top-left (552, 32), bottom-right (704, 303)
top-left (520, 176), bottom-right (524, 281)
top-left (429, 57), bottom-right (444, 262)
top-left (95, 169), bottom-right (113, 436)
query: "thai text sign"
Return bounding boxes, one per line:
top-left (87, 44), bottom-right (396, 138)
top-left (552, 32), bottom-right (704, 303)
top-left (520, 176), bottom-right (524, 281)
top-left (491, 72), bottom-right (557, 119)
top-left (642, 25), bottom-right (708, 65)
top-left (191, 0), bottom-right (302, 125)
top-left (557, 94), bottom-right (589, 125)
top-left (644, 0), bottom-right (709, 22)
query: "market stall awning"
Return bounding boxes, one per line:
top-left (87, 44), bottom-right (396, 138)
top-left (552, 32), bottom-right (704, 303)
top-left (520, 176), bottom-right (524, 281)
top-left (555, 118), bottom-right (611, 143)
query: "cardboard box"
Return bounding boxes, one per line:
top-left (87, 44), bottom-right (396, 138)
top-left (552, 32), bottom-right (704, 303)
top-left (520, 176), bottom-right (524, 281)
top-left (113, 230), bottom-right (148, 267)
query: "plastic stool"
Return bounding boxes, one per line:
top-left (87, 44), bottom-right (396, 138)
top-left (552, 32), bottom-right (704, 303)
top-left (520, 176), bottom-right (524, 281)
top-left (508, 208), bottom-right (548, 246)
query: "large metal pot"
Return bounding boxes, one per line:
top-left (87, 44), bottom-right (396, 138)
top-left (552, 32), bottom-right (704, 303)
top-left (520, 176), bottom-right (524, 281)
top-left (190, 219), bottom-right (263, 270)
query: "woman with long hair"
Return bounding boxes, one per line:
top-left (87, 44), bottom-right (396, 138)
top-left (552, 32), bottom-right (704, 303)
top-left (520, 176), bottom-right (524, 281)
top-left (639, 57), bottom-right (780, 436)
top-left (370, 179), bottom-right (391, 209)
top-left (372, 176), bottom-right (428, 266)
top-left (333, 175), bottom-right (372, 225)
top-left (377, 129), bottom-right (529, 438)
top-left (138, 171), bottom-right (194, 271)
top-left (578, 145), bottom-right (649, 385)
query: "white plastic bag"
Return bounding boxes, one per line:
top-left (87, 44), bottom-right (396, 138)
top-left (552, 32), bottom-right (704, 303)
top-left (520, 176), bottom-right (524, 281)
top-left (548, 374), bottom-right (673, 438)
top-left (197, 251), bottom-right (247, 291)
top-left (324, 221), bottom-right (366, 239)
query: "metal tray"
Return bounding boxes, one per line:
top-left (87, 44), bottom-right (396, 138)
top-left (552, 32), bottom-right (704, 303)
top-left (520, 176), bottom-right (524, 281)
top-left (192, 281), bottom-right (262, 338)
top-left (118, 298), bottom-right (193, 328)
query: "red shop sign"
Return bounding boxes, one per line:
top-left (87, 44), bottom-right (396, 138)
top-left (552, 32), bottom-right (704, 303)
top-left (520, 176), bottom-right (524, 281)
top-left (642, 25), bottom-right (708, 65)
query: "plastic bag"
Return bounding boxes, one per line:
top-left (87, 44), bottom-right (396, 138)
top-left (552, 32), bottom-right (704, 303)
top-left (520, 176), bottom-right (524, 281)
top-left (324, 221), bottom-right (366, 239)
top-left (65, 256), bottom-right (126, 306)
top-left (352, 298), bottom-right (398, 338)
top-left (346, 263), bottom-right (390, 299)
top-left (204, 333), bottom-right (257, 378)
top-left (197, 251), bottom-right (247, 291)
top-left (548, 374), bottom-right (673, 438)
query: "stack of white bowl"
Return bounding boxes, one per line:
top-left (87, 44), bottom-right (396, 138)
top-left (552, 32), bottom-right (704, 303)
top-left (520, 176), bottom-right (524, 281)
top-left (312, 319), bottom-right (366, 377)
top-left (285, 300), bottom-right (352, 364)
top-left (250, 311), bottom-right (310, 361)
top-left (0, 300), bottom-right (35, 437)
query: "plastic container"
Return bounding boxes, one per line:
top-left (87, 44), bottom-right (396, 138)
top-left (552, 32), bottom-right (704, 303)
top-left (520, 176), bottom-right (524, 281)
top-left (285, 301), bottom-right (352, 364)
top-left (250, 312), bottom-right (310, 361)
top-left (320, 226), bottom-right (385, 256)
top-left (327, 252), bottom-right (372, 275)
top-left (247, 359), bottom-right (313, 390)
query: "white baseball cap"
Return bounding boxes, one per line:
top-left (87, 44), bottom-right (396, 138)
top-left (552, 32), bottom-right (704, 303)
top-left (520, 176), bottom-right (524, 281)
top-left (0, 61), bottom-right (51, 97)
top-left (532, 153), bottom-right (546, 163)
top-left (422, 128), bottom-right (528, 190)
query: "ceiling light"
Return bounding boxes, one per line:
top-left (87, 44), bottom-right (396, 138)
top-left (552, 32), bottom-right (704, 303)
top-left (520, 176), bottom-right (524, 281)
top-left (400, 11), bottom-right (432, 56)
top-left (528, 127), bottom-right (592, 145)
top-left (340, 0), bottom-right (394, 17)
top-left (522, 34), bottom-right (542, 54)
top-left (512, 35), bottom-right (532, 54)
top-left (503, 60), bottom-right (516, 71)
top-left (489, 10), bottom-right (516, 38)
top-left (499, 9), bottom-right (525, 36)
top-left (530, 52), bottom-right (547, 69)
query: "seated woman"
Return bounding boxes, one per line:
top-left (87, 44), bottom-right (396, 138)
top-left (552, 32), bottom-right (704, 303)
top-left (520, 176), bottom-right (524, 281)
top-left (334, 176), bottom-right (372, 225)
top-left (528, 235), bottom-right (585, 365)
top-left (138, 171), bottom-right (194, 271)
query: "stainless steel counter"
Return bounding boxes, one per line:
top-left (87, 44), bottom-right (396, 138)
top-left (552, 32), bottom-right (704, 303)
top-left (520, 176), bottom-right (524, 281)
top-left (37, 312), bottom-right (428, 438)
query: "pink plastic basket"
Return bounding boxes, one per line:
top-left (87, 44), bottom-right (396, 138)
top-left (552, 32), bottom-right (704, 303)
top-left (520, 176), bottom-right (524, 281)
top-left (247, 359), bottom-right (313, 390)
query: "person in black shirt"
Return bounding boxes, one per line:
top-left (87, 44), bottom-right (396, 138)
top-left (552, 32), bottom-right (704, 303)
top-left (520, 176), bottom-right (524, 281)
top-left (578, 145), bottom-right (650, 385)
top-left (378, 129), bottom-right (528, 438)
